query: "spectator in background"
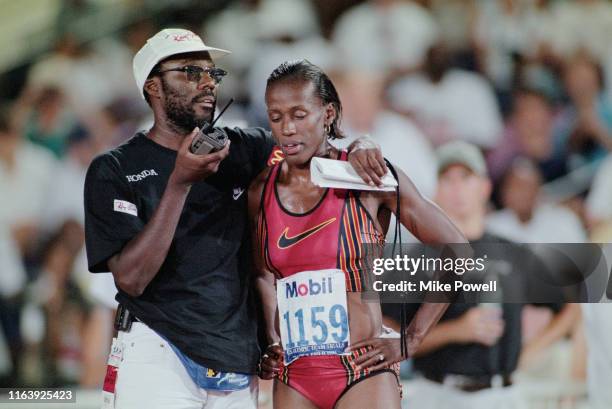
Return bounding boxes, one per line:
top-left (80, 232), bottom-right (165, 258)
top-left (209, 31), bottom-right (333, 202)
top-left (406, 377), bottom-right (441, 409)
top-left (37, 125), bottom-right (109, 387)
top-left (580, 239), bottom-right (612, 409)
top-left (245, 0), bottom-right (332, 126)
top-left (384, 141), bottom-right (573, 409)
top-left (581, 302), bottom-right (612, 409)
top-left (487, 88), bottom-right (566, 184)
top-left (13, 87), bottom-right (78, 159)
top-left (486, 157), bottom-right (587, 390)
top-left (28, 105), bottom-right (123, 388)
top-left (96, 97), bottom-right (150, 148)
top-left (41, 124), bottom-right (97, 234)
top-left (547, 0), bottom-right (612, 63)
top-left (388, 42), bottom-right (503, 148)
top-left (0, 105), bottom-right (57, 261)
top-left (486, 158), bottom-right (587, 243)
top-left (512, 0), bottom-right (567, 108)
top-left (605, 52), bottom-right (612, 106)
top-left (203, 0), bottom-right (263, 102)
top-left (332, 70), bottom-right (437, 199)
top-left (40, 124), bottom-right (95, 229)
top-left (123, 19), bottom-right (158, 57)
top-left (428, 0), bottom-right (478, 69)
top-left (554, 55), bottom-right (612, 174)
top-left (0, 223), bottom-right (25, 386)
top-left (39, 219), bottom-right (86, 384)
top-left (331, 69), bottom-right (438, 246)
top-left (585, 154), bottom-right (612, 230)
top-left (332, 0), bottom-right (438, 74)
top-left (26, 31), bottom-right (136, 116)
top-left (0, 104), bottom-right (57, 386)
top-left (473, 0), bottom-right (532, 96)
top-left (472, 0), bottom-right (557, 97)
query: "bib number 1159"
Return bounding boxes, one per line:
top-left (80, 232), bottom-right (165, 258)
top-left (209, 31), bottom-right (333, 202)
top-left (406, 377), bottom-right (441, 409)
top-left (282, 304), bottom-right (348, 349)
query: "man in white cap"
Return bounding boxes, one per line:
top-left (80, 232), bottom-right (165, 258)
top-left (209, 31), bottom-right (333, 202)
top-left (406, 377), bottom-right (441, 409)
top-left (83, 28), bottom-right (386, 409)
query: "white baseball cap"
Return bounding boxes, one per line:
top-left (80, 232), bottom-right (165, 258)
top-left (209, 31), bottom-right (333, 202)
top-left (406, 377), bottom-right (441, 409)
top-left (133, 28), bottom-right (231, 99)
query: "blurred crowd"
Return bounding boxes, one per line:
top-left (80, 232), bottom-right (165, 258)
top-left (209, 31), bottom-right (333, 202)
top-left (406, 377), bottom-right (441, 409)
top-left (1, 0), bottom-right (611, 407)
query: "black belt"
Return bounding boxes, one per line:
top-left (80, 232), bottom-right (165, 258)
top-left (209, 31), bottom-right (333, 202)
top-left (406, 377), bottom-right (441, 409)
top-left (114, 304), bottom-right (141, 332)
top-left (424, 373), bottom-right (513, 392)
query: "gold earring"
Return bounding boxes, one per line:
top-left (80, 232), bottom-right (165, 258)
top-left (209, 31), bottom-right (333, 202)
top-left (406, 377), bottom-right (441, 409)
top-left (324, 123), bottom-right (331, 135)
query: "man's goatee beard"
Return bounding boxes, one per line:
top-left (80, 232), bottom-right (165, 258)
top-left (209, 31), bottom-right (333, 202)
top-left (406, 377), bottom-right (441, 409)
top-left (166, 104), bottom-right (215, 133)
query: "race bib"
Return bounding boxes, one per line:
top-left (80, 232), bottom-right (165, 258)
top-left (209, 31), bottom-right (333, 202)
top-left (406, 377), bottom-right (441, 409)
top-left (276, 269), bottom-right (350, 364)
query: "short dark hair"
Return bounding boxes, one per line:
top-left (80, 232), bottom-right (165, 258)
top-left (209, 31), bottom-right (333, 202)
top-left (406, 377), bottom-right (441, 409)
top-left (267, 59), bottom-right (345, 139)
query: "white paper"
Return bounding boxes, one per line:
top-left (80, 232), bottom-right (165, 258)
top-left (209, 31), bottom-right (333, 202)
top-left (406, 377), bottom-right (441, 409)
top-left (310, 157), bottom-right (398, 191)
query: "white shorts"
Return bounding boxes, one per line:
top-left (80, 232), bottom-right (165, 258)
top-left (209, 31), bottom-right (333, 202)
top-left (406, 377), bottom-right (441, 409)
top-left (105, 322), bottom-right (258, 409)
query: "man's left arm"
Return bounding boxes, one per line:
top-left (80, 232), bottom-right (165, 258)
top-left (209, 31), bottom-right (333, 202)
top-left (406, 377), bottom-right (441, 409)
top-left (241, 128), bottom-right (388, 185)
top-left (350, 164), bottom-right (469, 371)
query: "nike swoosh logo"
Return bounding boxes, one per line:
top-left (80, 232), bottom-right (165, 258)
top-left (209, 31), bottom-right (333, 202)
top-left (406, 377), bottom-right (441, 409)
top-left (233, 188), bottom-right (245, 200)
top-left (277, 218), bottom-right (337, 249)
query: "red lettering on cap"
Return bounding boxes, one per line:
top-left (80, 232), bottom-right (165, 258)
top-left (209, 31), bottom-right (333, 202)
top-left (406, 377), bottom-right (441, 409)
top-left (172, 33), bottom-right (198, 42)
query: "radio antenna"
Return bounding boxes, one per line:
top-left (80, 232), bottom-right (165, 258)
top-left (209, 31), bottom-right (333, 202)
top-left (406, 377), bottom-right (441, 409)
top-left (209, 98), bottom-right (234, 128)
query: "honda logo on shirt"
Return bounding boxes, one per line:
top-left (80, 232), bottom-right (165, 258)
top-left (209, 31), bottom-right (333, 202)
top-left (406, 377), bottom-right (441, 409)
top-left (126, 169), bottom-right (158, 182)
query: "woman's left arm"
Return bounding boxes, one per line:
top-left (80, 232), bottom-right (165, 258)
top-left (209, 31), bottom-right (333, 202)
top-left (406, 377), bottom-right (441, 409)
top-left (351, 164), bottom-right (469, 371)
top-left (382, 163), bottom-right (466, 244)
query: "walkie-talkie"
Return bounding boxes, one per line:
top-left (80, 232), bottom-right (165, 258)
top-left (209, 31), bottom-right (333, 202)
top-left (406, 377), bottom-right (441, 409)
top-left (190, 98), bottom-right (234, 154)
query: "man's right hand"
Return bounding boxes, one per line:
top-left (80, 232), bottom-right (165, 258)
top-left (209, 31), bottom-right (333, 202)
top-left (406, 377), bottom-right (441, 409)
top-left (169, 127), bottom-right (230, 187)
top-left (455, 307), bottom-right (505, 346)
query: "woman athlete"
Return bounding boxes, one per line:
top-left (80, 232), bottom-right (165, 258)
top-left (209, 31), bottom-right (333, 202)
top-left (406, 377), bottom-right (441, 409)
top-left (248, 60), bottom-right (468, 409)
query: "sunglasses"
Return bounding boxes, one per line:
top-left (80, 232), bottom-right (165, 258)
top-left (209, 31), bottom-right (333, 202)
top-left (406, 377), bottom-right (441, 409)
top-left (154, 65), bottom-right (227, 84)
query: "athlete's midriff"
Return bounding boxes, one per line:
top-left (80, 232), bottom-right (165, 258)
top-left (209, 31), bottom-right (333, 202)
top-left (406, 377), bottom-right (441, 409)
top-left (346, 293), bottom-right (382, 342)
top-left (259, 155), bottom-right (387, 343)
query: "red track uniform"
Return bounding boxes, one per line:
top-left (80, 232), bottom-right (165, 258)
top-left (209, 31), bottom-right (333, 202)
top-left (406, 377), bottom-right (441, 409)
top-left (256, 152), bottom-right (400, 409)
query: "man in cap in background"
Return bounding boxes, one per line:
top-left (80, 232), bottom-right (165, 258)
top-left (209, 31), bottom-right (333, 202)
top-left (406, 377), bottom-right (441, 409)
top-left (398, 141), bottom-right (528, 409)
top-left (83, 28), bottom-right (386, 409)
top-left (384, 141), bottom-right (575, 409)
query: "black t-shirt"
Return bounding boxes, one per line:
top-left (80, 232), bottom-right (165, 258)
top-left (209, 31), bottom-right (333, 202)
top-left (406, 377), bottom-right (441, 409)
top-left (84, 127), bottom-right (275, 374)
top-left (383, 233), bottom-right (562, 377)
